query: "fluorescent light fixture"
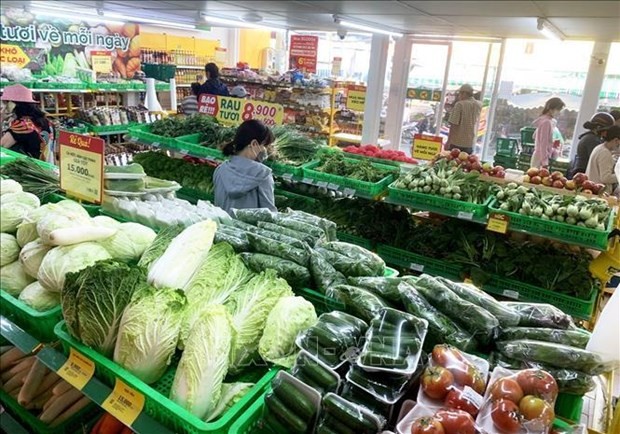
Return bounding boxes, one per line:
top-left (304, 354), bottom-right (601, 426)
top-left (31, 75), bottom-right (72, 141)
top-left (30, 8), bottom-right (124, 25)
top-left (203, 15), bottom-right (283, 30)
top-left (337, 19), bottom-right (402, 37)
top-left (537, 18), bottom-right (565, 41)
top-left (105, 12), bottom-right (196, 30)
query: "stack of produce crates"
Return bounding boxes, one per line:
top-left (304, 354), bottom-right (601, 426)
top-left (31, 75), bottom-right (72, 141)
top-left (493, 137), bottom-right (518, 169)
top-left (518, 127), bottom-right (536, 171)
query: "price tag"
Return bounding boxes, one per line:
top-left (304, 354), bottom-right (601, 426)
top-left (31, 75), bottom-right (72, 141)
top-left (462, 386), bottom-right (485, 410)
top-left (58, 348), bottom-right (95, 390)
top-left (411, 134), bottom-right (443, 160)
top-left (302, 178), bottom-right (314, 185)
top-left (58, 131), bottom-right (104, 204)
top-left (282, 173), bottom-right (294, 181)
top-left (343, 188), bottom-right (356, 196)
top-left (410, 263), bottom-right (425, 272)
top-left (503, 290), bottom-right (520, 299)
top-left (486, 213), bottom-right (510, 234)
top-left (457, 211), bottom-right (474, 220)
top-left (316, 181), bottom-right (328, 188)
top-left (102, 378), bottom-right (145, 427)
top-left (91, 50), bottom-right (112, 73)
top-left (327, 183), bottom-right (339, 190)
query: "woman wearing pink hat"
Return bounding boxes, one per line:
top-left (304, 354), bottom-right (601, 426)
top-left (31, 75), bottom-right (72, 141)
top-left (1, 84), bottom-right (52, 161)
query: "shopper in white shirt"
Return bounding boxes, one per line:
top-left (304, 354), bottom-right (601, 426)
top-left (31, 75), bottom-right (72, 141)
top-left (586, 125), bottom-right (620, 195)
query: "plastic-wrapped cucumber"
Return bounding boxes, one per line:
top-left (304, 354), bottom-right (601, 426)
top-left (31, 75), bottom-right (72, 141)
top-left (320, 311), bottom-right (368, 336)
top-left (233, 208), bottom-right (276, 225)
top-left (500, 327), bottom-right (591, 349)
top-left (284, 209), bottom-right (337, 241)
top-left (257, 221), bottom-right (315, 244)
top-left (436, 277), bottom-right (520, 327)
top-left (502, 302), bottom-right (574, 330)
top-left (414, 275), bottom-right (500, 345)
top-left (399, 282), bottom-right (477, 352)
top-left (347, 276), bottom-right (403, 304)
top-left (346, 365), bottom-right (411, 403)
top-left (214, 230), bottom-right (249, 252)
top-left (246, 232), bottom-right (309, 266)
top-left (321, 393), bottom-right (381, 434)
top-left (273, 215), bottom-right (326, 240)
top-left (292, 351), bottom-right (339, 394)
top-left (310, 249), bottom-right (347, 292)
top-left (330, 285), bottom-right (388, 322)
top-left (496, 339), bottom-right (607, 375)
top-left (239, 253), bottom-right (311, 288)
top-left (248, 226), bottom-right (306, 248)
top-left (339, 383), bottom-right (391, 418)
top-left (318, 242), bottom-right (385, 277)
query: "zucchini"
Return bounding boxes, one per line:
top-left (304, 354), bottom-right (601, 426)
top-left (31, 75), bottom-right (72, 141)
top-left (264, 393), bottom-right (308, 433)
top-left (299, 338), bottom-right (340, 366)
top-left (306, 324), bottom-right (344, 349)
top-left (367, 340), bottom-right (419, 356)
top-left (322, 394), bottom-right (378, 433)
top-left (272, 379), bottom-right (317, 421)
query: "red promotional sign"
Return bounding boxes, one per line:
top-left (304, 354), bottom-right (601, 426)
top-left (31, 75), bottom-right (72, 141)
top-left (58, 131), bottom-right (105, 204)
top-left (198, 94), bottom-right (219, 116)
top-left (289, 35), bottom-right (318, 73)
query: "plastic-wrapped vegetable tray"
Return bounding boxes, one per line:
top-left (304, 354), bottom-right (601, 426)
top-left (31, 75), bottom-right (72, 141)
top-left (488, 199), bottom-right (614, 251)
top-left (175, 133), bottom-right (226, 161)
top-left (376, 244), bottom-right (463, 280)
top-left (302, 160), bottom-right (395, 198)
top-left (0, 290), bottom-right (62, 343)
top-left (54, 322), bottom-right (278, 434)
top-left (388, 182), bottom-right (492, 220)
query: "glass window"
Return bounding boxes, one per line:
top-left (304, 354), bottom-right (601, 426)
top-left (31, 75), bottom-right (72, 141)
top-left (597, 42), bottom-right (620, 113)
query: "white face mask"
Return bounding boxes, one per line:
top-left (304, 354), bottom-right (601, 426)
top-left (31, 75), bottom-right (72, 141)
top-left (251, 141), bottom-right (268, 162)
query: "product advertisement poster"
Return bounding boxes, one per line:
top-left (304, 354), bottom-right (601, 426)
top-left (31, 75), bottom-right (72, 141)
top-left (0, 8), bottom-right (140, 78)
top-left (289, 34), bottom-right (318, 73)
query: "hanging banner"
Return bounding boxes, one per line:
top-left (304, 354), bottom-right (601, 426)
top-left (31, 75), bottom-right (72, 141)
top-left (0, 8), bottom-right (140, 78)
top-left (289, 35), bottom-right (318, 73)
top-left (215, 47), bottom-right (227, 65)
top-left (346, 85), bottom-right (366, 111)
top-left (0, 44), bottom-right (30, 68)
top-left (58, 131), bottom-right (104, 204)
top-left (198, 94), bottom-right (284, 127)
top-left (411, 134), bottom-right (443, 160)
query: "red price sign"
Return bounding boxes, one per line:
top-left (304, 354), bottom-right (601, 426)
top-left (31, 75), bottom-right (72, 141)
top-left (241, 101), bottom-right (283, 126)
top-left (198, 94), bottom-right (219, 116)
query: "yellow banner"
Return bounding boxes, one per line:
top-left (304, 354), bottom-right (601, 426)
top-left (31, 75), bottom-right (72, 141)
top-left (346, 85), bottom-right (366, 111)
top-left (412, 134), bottom-right (443, 160)
top-left (0, 44), bottom-right (30, 68)
top-left (198, 94), bottom-right (284, 127)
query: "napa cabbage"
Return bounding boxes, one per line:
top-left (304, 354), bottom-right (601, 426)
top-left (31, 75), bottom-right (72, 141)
top-left (258, 296), bottom-right (318, 368)
top-left (0, 260), bottom-right (35, 296)
top-left (38, 242), bottom-right (111, 292)
top-left (1, 233), bottom-right (20, 266)
top-left (18, 281), bottom-right (60, 311)
top-left (19, 239), bottom-right (52, 279)
top-left (0, 191), bottom-right (40, 209)
top-left (137, 225), bottom-right (185, 270)
top-left (170, 304), bottom-right (233, 420)
top-left (99, 222), bottom-right (156, 261)
top-left (225, 270), bottom-right (293, 373)
top-left (207, 382), bottom-right (254, 421)
top-left (113, 286), bottom-right (186, 384)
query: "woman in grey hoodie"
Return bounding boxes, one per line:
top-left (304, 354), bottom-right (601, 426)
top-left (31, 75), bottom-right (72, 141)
top-left (214, 120), bottom-right (277, 214)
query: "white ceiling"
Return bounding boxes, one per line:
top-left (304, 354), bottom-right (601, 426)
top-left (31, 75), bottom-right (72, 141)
top-left (3, 1), bottom-right (620, 41)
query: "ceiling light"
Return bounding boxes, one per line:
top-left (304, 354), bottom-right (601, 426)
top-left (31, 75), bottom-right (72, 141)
top-left (202, 15), bottom-right (283, 30)
top-left (104, 12), bottom-right (196, 29)
top-left (30, 8), bottom-right (124, 25)
top-left (334, 16), bottom-right (402, 37)
top-left (537, 18), bottom-right (565, 41)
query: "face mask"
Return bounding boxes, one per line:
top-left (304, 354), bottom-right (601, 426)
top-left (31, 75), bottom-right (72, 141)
top-left (251, 142), bottom-right (268, 162)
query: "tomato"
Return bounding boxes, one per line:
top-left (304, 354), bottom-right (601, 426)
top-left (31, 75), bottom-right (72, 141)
top-left (489, 377), bottom-right (524, 403)
top-left (516, 370), bottom-right (558, 402)
top-left (410, 417), bottom-right (446, 434)
top-left (519, 395), bottom-right (555, 425)
top-left (432, 344), bottom-right (465, 368)
top-left (421, 366), bottom-right (454, 400)
top-left (491, 399), bottom-right (522, 434)
top-left (434, 409), bottom-right (475, 434)
top-left (451, 365), bottom-right (485, 394)
top-left (444, 388), bottom-right (479, 416)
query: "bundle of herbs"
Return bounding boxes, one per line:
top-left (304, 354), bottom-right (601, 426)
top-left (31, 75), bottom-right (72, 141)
top-left (270, 126), bottom-right (323, 165)
top-left (0, 159), bottom-right (60, 198)
top-left (314, 151), bottom-right (396, 182)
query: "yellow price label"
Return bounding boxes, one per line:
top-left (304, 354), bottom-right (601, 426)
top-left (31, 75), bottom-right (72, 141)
top-left (58, 131), bottom-right (104, 204)
top-left (346, 85), bottom-right (366, 111)
top-left (412, 134), bottom-right (443, 160)
top-left (486, 213), bottom-right (510, 234)
top-left (58, 348), bottom-right (95, 390)
top-left (102, 378), bottom-right (144, 427)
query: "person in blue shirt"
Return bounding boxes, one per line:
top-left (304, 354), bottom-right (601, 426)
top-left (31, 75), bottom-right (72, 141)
top-left (199, 63), bottom-right (229, 96)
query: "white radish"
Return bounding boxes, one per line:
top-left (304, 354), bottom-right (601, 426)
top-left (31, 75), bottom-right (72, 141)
top-left (47, 226), bottom-right (117, 246)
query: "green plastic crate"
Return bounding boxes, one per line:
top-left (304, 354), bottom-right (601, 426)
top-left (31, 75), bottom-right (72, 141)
top-left (388, 182), bottom-right (491, 220)
top-left (294, 288), bottom-right (345, 315)
top-left (0, 388), bottom-right (100, 434)
top-left (384, 266), bottom-right (399, 277)
top-left (85, 122), bottom-right (136, 134)
top-left (274, 190), bottom-right (317, 210)
top-left (265, 160), bottom-right (306, 177)
top-left (127, 124), bottom-right (177, 146)
top-left (0, 290), bottom-right (62, 343)
top-left (555, 393), bottom-right (584, 422)
top-left (302, 160), bottom-right (395, 198)
top-left (488, 199), bottom-right (614, 251)
top-left (496, 138), bottom-right (519, 157)
top-left (142, 64), bottom-right (177, 81)
top-left (521, 127), bottom-right (536, 145)
top-left (228, 395), bottom-right (272, 434)
top-left (336, 231), bottom-right (374, 250)
top-left (175, 133), bottom-right (226, 160)
top-left (343, 151), bottom-right (402, 167)
top-left (177, 186), bottom-right (214, 203)
top-left (54, 322), bottom-right (278, 434)
top-left (376, 244), bottom-right (463, 280)
top-left (493, 155), bottom-right (518, 170)
top-left (480, 274), bottom-right (597, 319)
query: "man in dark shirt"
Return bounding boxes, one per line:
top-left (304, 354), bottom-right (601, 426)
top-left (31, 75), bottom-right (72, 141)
top-left (199, 63), bottom-right (229, 96)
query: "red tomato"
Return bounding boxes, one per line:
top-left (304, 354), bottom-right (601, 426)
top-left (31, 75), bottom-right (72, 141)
top-left (411, 417), bottom-right (445, 434)
top-left (432, 344), bottom-right (465, 368)
top-left (519, 395), bottom-right (555, 425)
top-left (491, 399), bottom-right (522, 434)
top-left (444, 388), bottom-right (479, 416)
top-left (421, 366), bottom-right (454, 400)
top-left (516, 370), bottom-right (558, 402)
top-left (450, 364), bottom-right (484, 394)
top-left (434, 409), bottom-right (475, 434)
top-left (489, 377), bottom-right (524, 403)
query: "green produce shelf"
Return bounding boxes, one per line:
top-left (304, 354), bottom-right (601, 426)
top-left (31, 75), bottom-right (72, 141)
top-left (127, 124), bottom-right (177, 147)
top-left (302, 159), bottom-right (396, 198)
top-left (175, 134), bottom-right (226, 161)
top-left (295, 288), bottom-right (345, 315)
top-left (33, 82), bottom-right (87, 90)
top-left (264, 159), bottom-right (306, 177)
top-left (273, 189), bottom-right (317, 210)
top-left (336, 231), bottom-right (374, 250)
top-left (555, 393), bottom-right (584, 423)
top-left (480, 275), bottom-right (597, 320)
top-left (0, 290), bottom-right (62, 343)
top-left (488, 199), bottom-right (614, 251)
top-left (342, 151), bottom-right (403, 167)
top-left (54, 322), bottom-right (278, 434)
top-left (387, 182), bottom-right (491, 222)
top-left (177, 187), bottom-right (214, 203)
top-left (376, 244), bottom-right (464, 280)
top-left (84, 122), bottom-right (137, 134)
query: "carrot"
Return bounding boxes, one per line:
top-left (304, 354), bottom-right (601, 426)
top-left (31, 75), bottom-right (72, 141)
top-left (39, 387), bottom-right (83, 423)
top-left (1, 345), bottom-right (14, 355)
top-left (0, 347), bottom-right (25, 368)
top-left (29, 386), bottom-right (55, 410)
top-left (19, 358), bottom-right (49, 405)
top-left (90, 414), bottom-right (105, 434)
top-left (52, 380), bottom-right (73, 396)
top-left (3, 367), bottom-right (28, 392)
top-left (1, 356), bottom-right (35, 382)
top-left (97, 413), bottom-right (125, 434)
top-left (49, 395), bottom-right (91, 427)
top-left (33, 372), bottom-right (61, 398)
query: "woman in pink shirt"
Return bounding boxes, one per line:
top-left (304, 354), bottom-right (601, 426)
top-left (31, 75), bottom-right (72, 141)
top-left (531, 97), bottom-right (565, 168)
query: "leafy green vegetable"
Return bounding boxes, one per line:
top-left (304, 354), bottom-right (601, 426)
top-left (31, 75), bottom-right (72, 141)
top-left (246, 232), bottom-right (310, 267)
top-left (1, 260), bottom-right (35, 296)
top-left (137, 224), bottom-right (185, 270)
top-left (99, 222), bottom-right (156, 262)
top-left (240, 253), bottom-right (311, 288)
top-left (1, 201), bottom-right (36, 233)
top-left (316, 242), bottom-right (385, 277)
top-left (0, 233), bottom-right (20, 266)
top-left (18, 281), bottom-right (59, 311)
top-left (500, 327), bottom-right (591, 349)
top-left (19, 239), bottom-right (52, 279)
top-left (314, 151), bottom-right (396, 182)
top-left (269, 126), bottom-right (323, 165)
top-left (309, 249), bottom-right (346, 292)
top-left (330, 285), bottom-right (388, 322)
top-left (113, 286), bottom-right (187, 384)
top-left (207, 382), bottom-right (254, 422)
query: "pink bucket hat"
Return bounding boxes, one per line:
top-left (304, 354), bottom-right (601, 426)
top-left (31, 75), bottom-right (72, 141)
top-left (1, 84), bottom-right (37, 103)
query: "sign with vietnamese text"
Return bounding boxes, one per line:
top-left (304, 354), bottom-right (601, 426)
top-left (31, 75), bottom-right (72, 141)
top-left (198, 94), bottom-right (283, 127)
top-left (58, 131), bottom-right (104, 204)
top-left (411, 134), bottom-right (443, 160)
top-left (91, 50), bottom-right (112, 73)
top-left (346, 85), bottom-right (366, 111)
top-left (290, 35), bottom-right (318, 73)
top-left (407, 87), bottom-right (442, 101)
top-left (0, 44), bottom-right (29, 68)
top-left (102, 378), bottom-right (144, 427)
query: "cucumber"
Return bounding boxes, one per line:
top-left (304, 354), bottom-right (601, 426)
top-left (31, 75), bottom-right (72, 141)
top-left (360, 352), bottom-right (409, 369)
top-left (292, 369), bottom-right (324, 393)
top-left (316, 425), bottom-right (340, 434)
top-left (323, 415), bottom-right (357, 434)
top-left (347, 367), bottom-right (395, 398)
top-left (322, 311), bottom-right (368, 333)
top-left (264, 393), bottom-right (308, 433)
top-left (272, 380), bottom-right (317, 421)
top-left (305, 325), bottom-right (343, 349)
top-left (378, 307), bottom-right (410, 326)
top-left (367, 341), bottom-right (418, 356)
top-left (322, 394), bottom-right (378, 433)
top-left (298, 353), bottom-right (339, 390)
top-left (263, 410), bottom-right (293, 434)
